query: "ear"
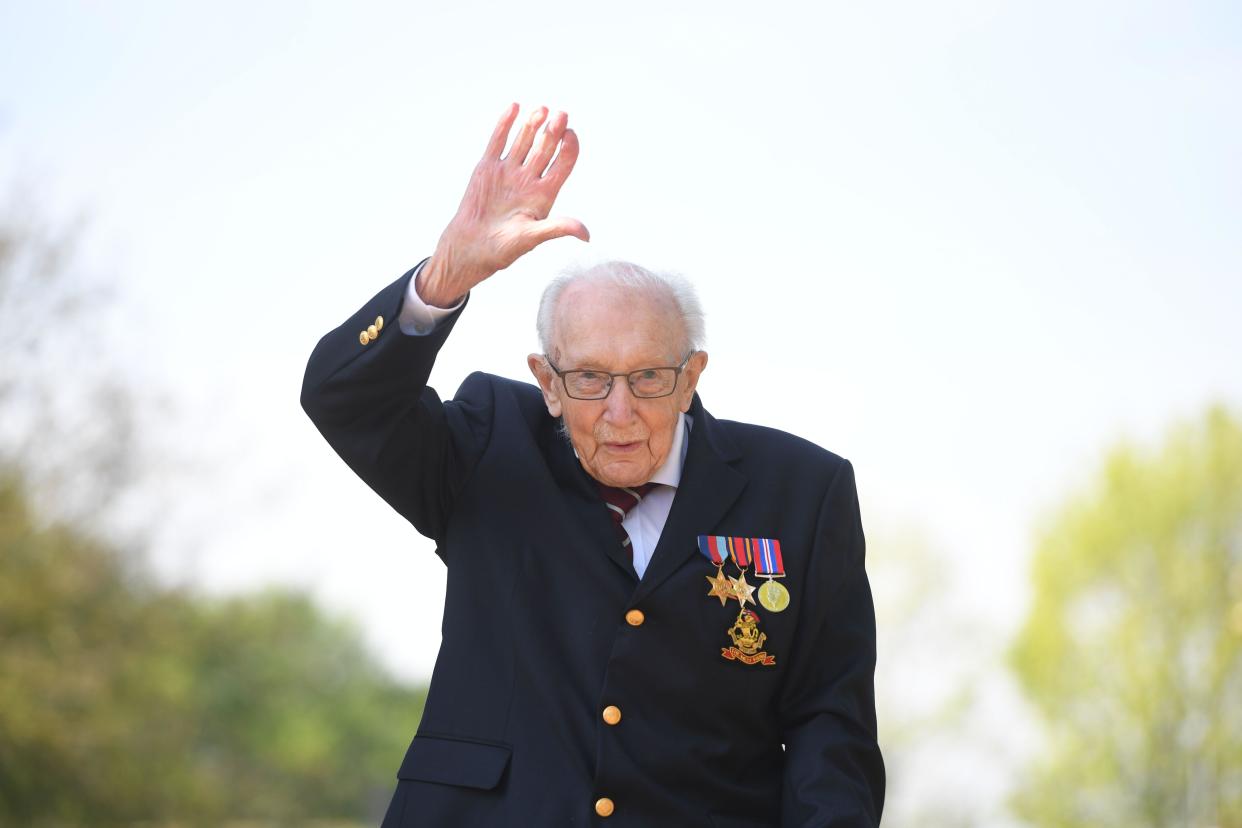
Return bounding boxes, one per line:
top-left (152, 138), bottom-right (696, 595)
top-left (527, 353), bottom-right (563, 418)
top-left (676, 350), bottom-right (709, 413)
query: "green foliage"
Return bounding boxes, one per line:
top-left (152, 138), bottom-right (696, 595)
top-left (1011, 406), bottom-right (1242, 826)
top-left (0, 470), bottom-right (426, 827)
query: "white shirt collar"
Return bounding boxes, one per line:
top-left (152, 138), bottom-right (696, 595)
top-left (648, 412), bottom-right (691, 488)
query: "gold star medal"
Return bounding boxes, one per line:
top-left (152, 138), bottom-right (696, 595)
top-left (699, 536), bottom-right (734, 605)
top-left (722, 536), bottom-right (760, 608)
top-left (728, 572), bottom-right (757, 608)
top-left (705, 568), bottom-right (733, 606)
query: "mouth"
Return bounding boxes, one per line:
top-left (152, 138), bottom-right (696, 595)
top-left (604, 441), bottom-right (642, 453)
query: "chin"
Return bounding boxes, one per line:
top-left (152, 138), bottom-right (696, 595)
top-left (598, 464), bottom-right (653, 488)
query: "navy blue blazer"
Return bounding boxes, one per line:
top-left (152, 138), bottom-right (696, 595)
top-left (301, 267), bottom-right (884, 827)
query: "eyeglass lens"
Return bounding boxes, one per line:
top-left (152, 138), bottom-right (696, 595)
top-left (565, 368), bottom-right (676, 399)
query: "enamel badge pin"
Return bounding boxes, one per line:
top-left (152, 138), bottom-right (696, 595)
top-left (721, 607), bottom-right (776, 666)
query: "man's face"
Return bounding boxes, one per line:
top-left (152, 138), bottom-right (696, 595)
top-left (528, 282), bottom-right (708, 488)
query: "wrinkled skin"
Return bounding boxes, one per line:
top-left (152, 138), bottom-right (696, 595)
top-left (417, 104), bottom-right (589, 308)
top-left (527, 281), bottom-right (708, 488)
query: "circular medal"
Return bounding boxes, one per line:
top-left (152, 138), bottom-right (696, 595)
top-left (757, 579), bottom-right (790, 613)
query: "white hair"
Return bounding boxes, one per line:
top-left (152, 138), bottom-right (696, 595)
top-left (536, 261), bottom-right (706, 359)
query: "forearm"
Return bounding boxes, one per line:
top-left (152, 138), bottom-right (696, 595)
top-left (300, 264), bottom-right (469, 536)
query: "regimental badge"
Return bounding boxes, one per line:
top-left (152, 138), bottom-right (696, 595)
top-left (721, 607), bottom-right (776, 667)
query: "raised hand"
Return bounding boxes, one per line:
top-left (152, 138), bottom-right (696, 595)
top-left (417, 104), bottom-right (588, 307)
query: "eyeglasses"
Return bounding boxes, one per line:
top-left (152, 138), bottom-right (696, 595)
top-left (544, 352), bottom-right (695, 400)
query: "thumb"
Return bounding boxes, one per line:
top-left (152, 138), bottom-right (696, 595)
top-left (528, 216), bottom-right (590, 247)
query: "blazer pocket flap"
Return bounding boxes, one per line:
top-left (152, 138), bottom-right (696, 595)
top-left (397, 735), bottom-right (512, 790)
top-left (710, 815), bottom-right (772, 828)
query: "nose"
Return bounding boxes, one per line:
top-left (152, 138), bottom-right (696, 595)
top-left (601, 376), bottom-right (637, 423)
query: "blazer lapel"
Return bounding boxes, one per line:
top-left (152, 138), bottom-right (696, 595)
top-left (633, 397), bottom-right (746, 602)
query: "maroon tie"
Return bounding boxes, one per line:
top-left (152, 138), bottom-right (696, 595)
top-left (597, 482), bottom-right (659, 553)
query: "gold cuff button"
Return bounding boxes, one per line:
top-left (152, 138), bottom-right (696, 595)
top-left (359, 330), bottom-right (370, 345)
top-left (594, 797), bottom-right (614, 818)
top-left (602, 705), bottom-right (621, 726)
top-left (367, 324), bottom-right (379, 339)
top-left (625, 609), bottom-right (645, 627)
top-left (375, 315), bottom-right (384, 331)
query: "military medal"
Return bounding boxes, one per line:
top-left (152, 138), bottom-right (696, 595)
top-left (753, 537), bottom-right (790, 613)
top-left (728, 571), bottom-right (757, 608)
top-left (698, 535), bottom-right (787, 610)
top-left (724, 537), bottom-right (757, 607)
top-left (758, 580), bottom-right (790, 612)
top-left (706, 569), bottom-right (733, 606)
top-left (699, 536), bottom-right (733, 606)
top-left (698, 535), bottom-right (782, 667)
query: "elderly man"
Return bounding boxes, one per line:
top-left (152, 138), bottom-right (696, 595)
top-left (301, 104), bottom-right (884, 827)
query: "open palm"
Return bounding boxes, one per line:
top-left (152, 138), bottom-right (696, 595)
top-left (418, 104), bottom-right (588, 307)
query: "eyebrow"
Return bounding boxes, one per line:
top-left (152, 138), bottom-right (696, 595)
top-left (560, 356), bottom-right (676, 371)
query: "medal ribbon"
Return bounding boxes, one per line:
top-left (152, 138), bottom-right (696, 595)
top-left (700, 535), bottom-right (784, 573)
top-left (697, 535), bottom-right (729, 567)
top-left (753, 537), bottom-right (785, 578)
top-left (727, 536), bottom-right (753, 571)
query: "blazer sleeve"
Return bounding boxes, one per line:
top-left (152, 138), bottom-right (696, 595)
top-left (299, 264), bottom-right (493, 543)
top-left (777, 459), bottom-right (885, 827)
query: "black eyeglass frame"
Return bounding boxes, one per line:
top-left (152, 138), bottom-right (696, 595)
top-left (543, 351), bottom-right (697, 400)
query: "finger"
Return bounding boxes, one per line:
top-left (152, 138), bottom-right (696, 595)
top-left (505, 106), bottom-right (548, 165)
top-left (483, 102), bottom-right (520, 159)
top-left (541, 127), bottom-right (581, 188)
top-left (528, 216), bottom-right (590, 246)
top-left (526, 110), bottom-right (568, 175)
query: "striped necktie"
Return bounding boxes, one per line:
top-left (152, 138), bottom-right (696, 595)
top-left (597, 482), bottom-right (659, 553)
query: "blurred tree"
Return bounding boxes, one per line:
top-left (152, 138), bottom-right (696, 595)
top-left (0, 468), bottom-right (426, 826)
top-left (0, 196), bottom-right (140, 526)
top-left (871, 528), bottom-right (1017, 828)
top-left (1011, 406), bottom-right (1242, 826)
top-left (0, 195), bottom-right (427, 825)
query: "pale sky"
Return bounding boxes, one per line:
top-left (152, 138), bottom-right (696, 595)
top-left (3, 1), bottom-right (1239, 820)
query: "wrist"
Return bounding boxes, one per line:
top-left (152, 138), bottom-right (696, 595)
top-left (416, 253), bottom-right (470, 308)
